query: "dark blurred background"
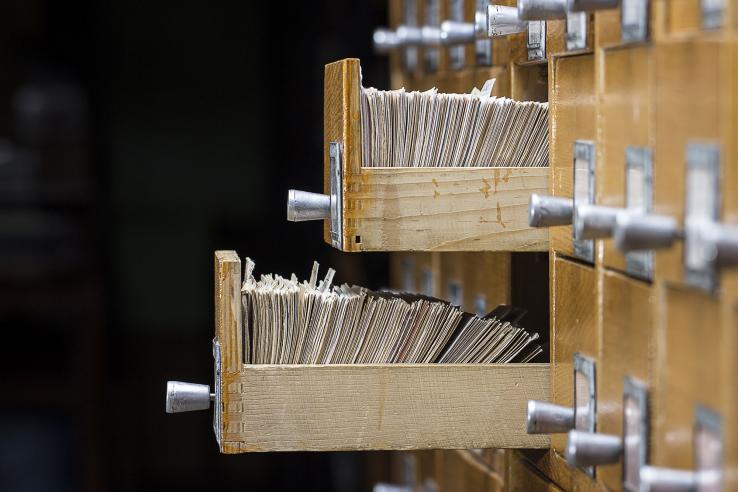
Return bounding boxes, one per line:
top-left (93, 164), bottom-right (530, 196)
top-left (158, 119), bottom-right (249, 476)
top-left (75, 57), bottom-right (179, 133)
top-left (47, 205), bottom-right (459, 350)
top-left (0, 1), bottom-right (391, 490)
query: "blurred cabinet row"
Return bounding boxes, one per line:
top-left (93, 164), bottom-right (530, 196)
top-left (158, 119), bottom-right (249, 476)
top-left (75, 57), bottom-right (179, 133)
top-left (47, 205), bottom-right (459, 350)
top-left (376, 0), bottom-right (737, 491)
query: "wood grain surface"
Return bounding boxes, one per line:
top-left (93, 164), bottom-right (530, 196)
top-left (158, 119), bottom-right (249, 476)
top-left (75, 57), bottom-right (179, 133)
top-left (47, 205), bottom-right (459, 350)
top-left (344, 167), bottom-right (549, 252)
top-left (548, 53), bottom-right (595, 258)
top-left (219, 363), bottom-right (550, 452)
top-left (598, 44), bottom-right (654, 273)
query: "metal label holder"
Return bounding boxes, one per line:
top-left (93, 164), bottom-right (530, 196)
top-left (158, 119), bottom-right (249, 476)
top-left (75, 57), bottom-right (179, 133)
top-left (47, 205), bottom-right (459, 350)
top-left (475, 0), bottom-right (492, 66)
top-left (420, 267), bottom-right (434, 297)
top-left (684, 142), bottom-right (721, 293)
top-left (702, 0), bottom-right (725, 30)
top-left (573, 352), bottom-right (597, 477)
top-left (573, 140), bottom-right (596, 263)
top-left (566, 11), bottom-right (588, 51)
top-left (404, 0), bottom-right (419, 71)
top-left (624, 146), bottom-right (654, 280)
top-left (450, 0), bottom-right (465, 69)
top-left (621, 0), bottom-right (649, 43)
top-left (474, 294), bottom-right (487, 317)
top-left (402, 256), bottom-right (416, 292)
top-left (694, 405), bottom-right (724, 491)
top-left (329, 141), bottom-right (343, 250)
top-left (425, 0), bottom-right (440, 72)
top-left (622, 376), bottom-right (649, 492)
top-left (527, 20), bottom-right (546, 61)
top-left (212, 339), bottom-right (222, 445)
top-left (447, 280), bottom-right (463, 307)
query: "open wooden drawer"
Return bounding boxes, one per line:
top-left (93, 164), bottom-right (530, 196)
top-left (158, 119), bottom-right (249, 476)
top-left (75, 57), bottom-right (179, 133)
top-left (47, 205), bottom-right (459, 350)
top-left (165, 251), bottom-right (551, 453)
top-left (288, 58), bottom-right (550, 253)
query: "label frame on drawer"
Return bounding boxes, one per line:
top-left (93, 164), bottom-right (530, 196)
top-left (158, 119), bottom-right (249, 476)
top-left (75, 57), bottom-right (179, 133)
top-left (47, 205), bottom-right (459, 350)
top-left (329, 141), bottom-right (343, 250)
top-left (527, 21), bottom-right (546, 61)
top-left (701, 0), bottom-right (725, 30)
top-left (694, 404), bottom-right (724, 491)
top-left (621, 0), bottom-right (649, 43)
top-left (624, 146), bottom-right (654, 281)
top-left (566, 11), bottom-right (588, 52)
top-left (573, 352), bottom-right (597, 477)
top-left (403, 0), bottom-right (419, 72)
top-left (425, 0), bottom-right (441, 72)
top-left (573, 140), bottom-right (595, 263)
top-left (213, 339), bottom-right (222, 446)
top-left (622, 376), bottom-right (649, 492)
top-left (684, 142), bottom-right (721, 293)
top-left (475, 0), bottom-right (492, 65)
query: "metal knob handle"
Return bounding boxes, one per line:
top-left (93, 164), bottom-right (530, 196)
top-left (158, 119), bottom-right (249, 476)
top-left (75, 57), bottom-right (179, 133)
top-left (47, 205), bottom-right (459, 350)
top-left (518, 0), bottom-right (568, 20)
top-left (529, 194), bottom-right (574, 227)
top-left (527, 400), bottom-right (575, 434)
top-left (573, 204), bottom-right (621, 240)
top-left (568, 0), bottom-right (620, 11)
top-left (373, 28), bottom-right (403, 53)
top-left (165, 381), bottom-right (213, 414)
top-left (640, 466), bottom-right (697, 492)
top-left (488, 5), bottom-right (529, 37)
top-left (694, 221), bottom-right (738, 268)
top-left (287, 190), bottom-right (331, 222)
top-left (613, 212), bottom-right (680, 252)
top-left (565, 430), bottom-right (622, 467)
top-left (440, 21), bottom-right (477, 45)
top-left (396, 25), bottom-right (423, 46)
top-left (420, 25), bottom-right (443, 46)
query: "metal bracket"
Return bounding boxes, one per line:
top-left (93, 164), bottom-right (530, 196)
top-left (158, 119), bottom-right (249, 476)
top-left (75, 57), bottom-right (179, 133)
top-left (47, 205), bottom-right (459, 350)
top-left (624, 146), bottom-right (654, 281)
top-left (475, 0), bottom-right (493, 65)
top-left (212, 339), bottom-right (222, 446)
top-left (621, 0), bottom-right (649, 43)
top-left (684, 142), bottom-right (721, 292)
top-left (694, 405), bottom-right (723, 490)
top-left (573, 353), bottom-right (597, 477)
top-left (329, 141), bottom-right (343, 250)
top-left (420, 267), bottom-right (434, 296)
top-left (447, 280), bottom-right (463, 307)
top-left (701, 0), bottom-right (724, 30)
top-left (449, 0), bottom-right (466, 69)
top-left (474, 294), bottom-right (487, 316)
top-left (425, 0), bottom-right (440, 72)
top-left (404, 0), bottom-right (419, 71)
top-left (622, 376), bottom-right (649, 492)
top-left (573, 140), bottom-right (596, 263)
top-left (402, 256), bottom-right (415, 292)
top-left (527, 20), bottom-right (546, 61)
top-left (566, 11), bottom-right (588, 51)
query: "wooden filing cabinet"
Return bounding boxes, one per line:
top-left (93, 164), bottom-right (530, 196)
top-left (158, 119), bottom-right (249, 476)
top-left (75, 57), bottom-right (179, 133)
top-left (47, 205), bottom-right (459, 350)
top-left (597, 44), bottom-right (654, 273)
top-left (653, 286), bottom-right (725, 470)
top-left (653, 38), bottom-right (722, 287)
top-left (548, 53), bottom-right (596, 257)
top-left (598, 270), bottom-right (654, 490)
top-left (551, 255), bottom-right (599, 456)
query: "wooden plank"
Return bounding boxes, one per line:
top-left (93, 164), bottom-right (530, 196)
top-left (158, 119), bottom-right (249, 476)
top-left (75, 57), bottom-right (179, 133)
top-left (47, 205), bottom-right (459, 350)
top-left (548, 54), bottom-right (595, 258)
top-left (219, 363), bottom-right (550, 452)
top-left (598, 44), bottom-right (654, 273)
top-left (344, 167), bottom-right (549, 252)
top-left (598, 270), bottom-right (653, 490)
top-left (214, 250), bottom-right (242, 373)
top-left (550, 254), bottom-right (599, 453)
